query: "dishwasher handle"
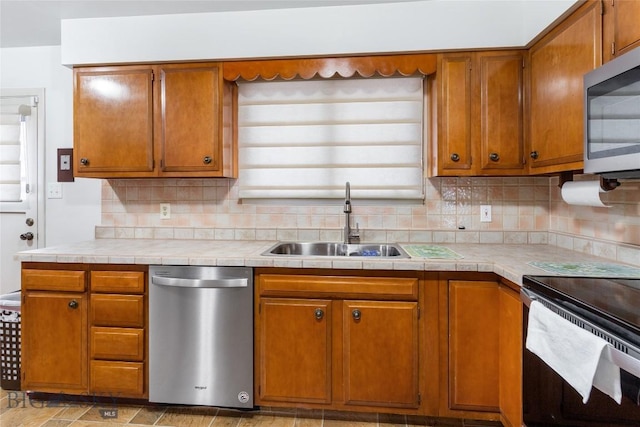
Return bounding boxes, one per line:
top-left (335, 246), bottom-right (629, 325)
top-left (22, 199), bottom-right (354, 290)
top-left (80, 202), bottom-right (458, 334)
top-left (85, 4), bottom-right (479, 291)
top-left (152, 275), bottom-right (248, 288)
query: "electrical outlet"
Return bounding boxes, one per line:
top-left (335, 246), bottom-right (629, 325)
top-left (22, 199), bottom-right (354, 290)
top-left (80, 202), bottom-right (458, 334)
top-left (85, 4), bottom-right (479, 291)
top-left (160, 203), bottom-right (171, 219)
top-left (480, 205), bottom-right (492, 222)
top-left (47, 182), bottom-right (62, 199)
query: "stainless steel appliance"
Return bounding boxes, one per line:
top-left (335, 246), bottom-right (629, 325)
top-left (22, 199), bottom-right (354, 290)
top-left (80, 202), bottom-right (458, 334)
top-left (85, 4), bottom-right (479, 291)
top-left (522, 275), bottom-right (640, 426)
top-left (149, 266), bottom-right (254, 409)
top-left (584, 46), bottom-right (640, 178)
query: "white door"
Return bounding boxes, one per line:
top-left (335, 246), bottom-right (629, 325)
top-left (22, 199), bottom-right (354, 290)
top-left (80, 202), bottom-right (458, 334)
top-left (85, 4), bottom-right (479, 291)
top-left (0, 89), bottom-right (44, 295)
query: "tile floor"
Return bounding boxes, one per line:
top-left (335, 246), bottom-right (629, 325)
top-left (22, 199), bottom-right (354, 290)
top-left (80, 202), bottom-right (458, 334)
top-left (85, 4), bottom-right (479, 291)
top-left (0, 388), bottom-right (501, 427)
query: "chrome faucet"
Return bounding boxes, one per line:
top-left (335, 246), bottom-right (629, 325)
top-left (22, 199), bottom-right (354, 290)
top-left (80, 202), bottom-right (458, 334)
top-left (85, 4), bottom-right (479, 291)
top-left (343, 182), bottom-right (360, 244)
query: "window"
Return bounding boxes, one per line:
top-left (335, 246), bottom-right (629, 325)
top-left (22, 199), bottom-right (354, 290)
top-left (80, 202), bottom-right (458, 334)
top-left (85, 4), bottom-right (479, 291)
top-left (0, 95), bottom-right (37, 207)
top-left (237, 77), bottom-right (424, 201)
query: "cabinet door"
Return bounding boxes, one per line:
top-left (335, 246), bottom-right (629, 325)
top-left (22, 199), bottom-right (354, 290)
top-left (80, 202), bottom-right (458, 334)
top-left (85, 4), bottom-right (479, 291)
top-left (529, 2), bottom-right (602, 174)
top-left (157, 63), bottom-right (223, 175)
top-left (499, 284), bottom-right (523, 427)
top-left (438, 54), bottom-right (473, 174)
top-left (612, 0), bottom-right (640, 57)
top-left (448, 280), bottom-right (499, 412)
top-left (22, 292), bottom-right (88, 393)
top-left (258, 298), bottom-right (332, 404)
top-left (342, 300), bottom-right (419, 408)
top-left (74, 66), bottom-right (154, 177)
top-left (478, 52), bottom-right (524, 173)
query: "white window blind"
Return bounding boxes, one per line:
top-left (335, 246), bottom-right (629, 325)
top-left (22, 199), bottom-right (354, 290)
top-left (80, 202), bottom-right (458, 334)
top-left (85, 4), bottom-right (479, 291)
top-left (0, 96), bottom-right (34, 202)
top-left (237, 77), bottom-right (424, 200)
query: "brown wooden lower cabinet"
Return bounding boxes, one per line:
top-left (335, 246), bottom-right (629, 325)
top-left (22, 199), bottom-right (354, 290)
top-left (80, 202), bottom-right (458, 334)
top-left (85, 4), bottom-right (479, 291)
top-left (447, 279), bottom-right (500, 413)
top-left (20, 263), bottom-right (148, 399)
top-left (21, 264), bottom-right (523, 423)
top-left (499, 281), bottom-right (524, 427)
top-left (89, 269), bottom-right (147, 398)
top-left (438, 273), bottom-right (521, 423)
top-left (21, 290), bottom-right (89, 393)
top-left (255, 269), bottom-right (429, 414)
top-left (342, 300), bottom-right (419, 408)
top-left (259, 298), bottom-right (332, 404)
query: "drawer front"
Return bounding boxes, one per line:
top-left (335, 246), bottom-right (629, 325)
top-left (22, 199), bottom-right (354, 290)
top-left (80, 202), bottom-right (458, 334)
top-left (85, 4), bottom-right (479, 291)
top-left (91, 327), bottom-right (144, 361)
top-left (259, 275), bottom-right (419, 301)
top-left (91, 271), bottom-right (145, 294)
top-left (22, 269), bottom-right (86, 292)
top-left (90, 360), bottom-right (144, 397)
top-left (91, 294), bottom-right (144, 327)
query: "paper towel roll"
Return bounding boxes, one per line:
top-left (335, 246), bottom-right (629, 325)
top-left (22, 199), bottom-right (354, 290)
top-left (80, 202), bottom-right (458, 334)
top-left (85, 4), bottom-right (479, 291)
top-left (561, 181), bottom-right (611, 207)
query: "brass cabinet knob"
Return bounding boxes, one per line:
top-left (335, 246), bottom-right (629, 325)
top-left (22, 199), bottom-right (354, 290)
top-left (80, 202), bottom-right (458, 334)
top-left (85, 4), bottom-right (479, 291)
top-left (530, 151), bottom-right (539, 160)
top-left (314, 308), bottom-right (324, 320)
top-left (489, 152), bottom-right (500, 162)
top-left (352, 309), bottom-right (361, 321)
top-left (450, 153), bottom-right (460, 162)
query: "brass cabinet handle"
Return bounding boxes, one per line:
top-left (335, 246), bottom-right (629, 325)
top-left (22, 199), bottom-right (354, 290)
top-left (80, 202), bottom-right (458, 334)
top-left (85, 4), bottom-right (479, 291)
top-left (80, 158), bottom-right (89, 166)
top-left (530, 151), bottom-right (539, 160)
top-left (450, 153), bottom-right (460, 162)
top-left (203, 156), bottom-right (212, 165)
top-left (489, 152), bottom-right (500, 162)
top-left (314, 308), bottom-right (324, 320)
top-left (352, 309), bottom-right (361, 321)
top-left (68, 300), bottom-right (79, 309)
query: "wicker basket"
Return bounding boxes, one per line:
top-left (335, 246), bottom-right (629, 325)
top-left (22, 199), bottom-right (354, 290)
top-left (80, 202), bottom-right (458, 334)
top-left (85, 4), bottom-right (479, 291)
top-left (1, 295), bottom-right (21, 391)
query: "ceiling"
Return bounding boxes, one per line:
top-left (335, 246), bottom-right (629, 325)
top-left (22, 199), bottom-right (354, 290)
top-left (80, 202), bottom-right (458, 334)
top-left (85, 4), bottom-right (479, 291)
top-left (0, 0), bottom-right (421, 48)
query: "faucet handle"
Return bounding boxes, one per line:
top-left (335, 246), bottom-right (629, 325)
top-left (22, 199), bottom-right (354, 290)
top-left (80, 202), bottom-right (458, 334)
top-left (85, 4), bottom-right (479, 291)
top-left (350, 223), bottom-right (361, 244)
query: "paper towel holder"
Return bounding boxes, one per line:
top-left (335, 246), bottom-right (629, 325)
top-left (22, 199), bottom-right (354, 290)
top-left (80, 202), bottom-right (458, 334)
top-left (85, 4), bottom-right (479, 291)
top-left (600, 177), bottom-right (620, 191)
top-left (558, 171), bottom-right (620, 192)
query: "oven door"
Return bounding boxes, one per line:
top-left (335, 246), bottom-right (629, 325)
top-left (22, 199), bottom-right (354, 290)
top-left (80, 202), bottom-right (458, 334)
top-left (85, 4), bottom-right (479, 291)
top-left (522, 289), bottom-right (640, 426)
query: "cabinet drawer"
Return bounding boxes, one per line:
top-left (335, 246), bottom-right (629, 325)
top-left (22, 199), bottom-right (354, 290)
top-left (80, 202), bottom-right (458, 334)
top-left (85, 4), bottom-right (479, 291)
top-left (91, 271), bottom-right (145, 294)
top-left (22, 269), bottom-right (86, 292)
top-left (259, 275), bottom-right (419, 301)
top-left (91, 327), bottom-right (144, 361)
top-left (90, 360), bottom-right (144, 397)
top-left (91, 294), bottom-right (144, 327)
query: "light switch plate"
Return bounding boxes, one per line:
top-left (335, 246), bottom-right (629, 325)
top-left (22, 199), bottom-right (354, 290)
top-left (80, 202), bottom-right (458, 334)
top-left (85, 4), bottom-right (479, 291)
top-left (57, 148), bottom-right (74, 182)
top-left (47, 182), bottom-right (62, 199)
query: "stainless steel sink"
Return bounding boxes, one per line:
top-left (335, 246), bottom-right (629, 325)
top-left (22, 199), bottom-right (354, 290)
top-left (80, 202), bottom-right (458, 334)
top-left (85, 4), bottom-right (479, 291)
top-left (262, 242), bottom-right (409, 258)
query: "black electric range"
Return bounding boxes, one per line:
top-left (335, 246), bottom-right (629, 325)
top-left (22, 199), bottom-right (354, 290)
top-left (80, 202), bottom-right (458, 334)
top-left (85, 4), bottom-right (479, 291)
top-left (522, 275), bottom-right (640, 426)
top-left (522, 275), bottom-right (640, 350)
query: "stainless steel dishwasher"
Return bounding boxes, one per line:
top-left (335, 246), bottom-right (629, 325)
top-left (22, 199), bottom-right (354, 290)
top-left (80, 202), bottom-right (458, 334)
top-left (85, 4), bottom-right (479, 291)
top-left (149, 265), bottom-right (253, 408)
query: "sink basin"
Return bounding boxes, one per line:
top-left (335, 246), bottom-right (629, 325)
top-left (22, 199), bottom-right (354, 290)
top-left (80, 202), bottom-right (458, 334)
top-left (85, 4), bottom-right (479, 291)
top-left (262, 242), bottom-right (409, 258)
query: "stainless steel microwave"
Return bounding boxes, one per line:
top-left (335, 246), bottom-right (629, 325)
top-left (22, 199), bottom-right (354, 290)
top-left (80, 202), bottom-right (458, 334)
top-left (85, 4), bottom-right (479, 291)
top-left (584, 46), bottom-right (640, 178)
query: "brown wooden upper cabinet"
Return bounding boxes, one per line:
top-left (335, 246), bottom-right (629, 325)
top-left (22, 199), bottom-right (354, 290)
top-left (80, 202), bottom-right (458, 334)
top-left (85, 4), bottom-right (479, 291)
top-left (528, 1), bottom-right (602, 175)
top-left (434, 50), bottom-right (525, 176)
top-left (603, 0), bottom-right (640, 63)
top-left (73, 63), bottom-right (236, 178)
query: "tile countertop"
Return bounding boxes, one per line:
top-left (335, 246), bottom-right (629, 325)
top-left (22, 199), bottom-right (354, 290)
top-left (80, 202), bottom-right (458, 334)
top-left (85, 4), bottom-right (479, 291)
top-left (15, 239), bottom-right (640, 286)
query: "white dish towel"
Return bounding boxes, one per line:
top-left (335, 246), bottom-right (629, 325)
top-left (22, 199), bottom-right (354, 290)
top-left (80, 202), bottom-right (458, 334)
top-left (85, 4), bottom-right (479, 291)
top-left (526, 300), bottom-right (622, 404)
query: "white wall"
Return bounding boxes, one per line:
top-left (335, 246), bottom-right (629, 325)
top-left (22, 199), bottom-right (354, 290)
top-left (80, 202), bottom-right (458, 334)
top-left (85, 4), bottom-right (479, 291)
top-left (61, 0), bottom-right (577, 65)
top-left (0, 46), bottom-right (101, 246)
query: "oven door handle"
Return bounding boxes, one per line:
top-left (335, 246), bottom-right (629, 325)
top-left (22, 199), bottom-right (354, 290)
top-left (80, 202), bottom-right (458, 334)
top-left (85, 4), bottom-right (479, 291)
top-left (521, 287), bottom-right (640, 379)
top-left (520, 287), bottom-right (534, 307)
